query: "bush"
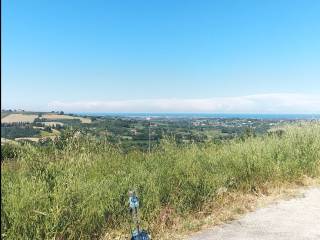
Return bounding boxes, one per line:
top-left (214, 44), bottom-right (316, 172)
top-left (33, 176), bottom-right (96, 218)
top-left (1, 144), bottom-right (21, 161)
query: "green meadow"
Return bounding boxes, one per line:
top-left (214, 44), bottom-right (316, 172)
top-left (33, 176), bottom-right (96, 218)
top-left (1, 123), bottom-right (320, 239)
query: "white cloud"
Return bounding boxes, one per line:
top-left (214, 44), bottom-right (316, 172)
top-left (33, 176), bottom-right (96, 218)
top-left (48, 93), bottom-right (320, 113)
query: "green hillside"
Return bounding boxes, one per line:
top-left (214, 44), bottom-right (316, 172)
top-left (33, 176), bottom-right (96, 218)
top-left (1, 123), bottom-right (320, 239)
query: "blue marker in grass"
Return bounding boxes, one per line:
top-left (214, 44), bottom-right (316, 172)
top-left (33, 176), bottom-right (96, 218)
top-left (128, 190), bottom-right (150, 240)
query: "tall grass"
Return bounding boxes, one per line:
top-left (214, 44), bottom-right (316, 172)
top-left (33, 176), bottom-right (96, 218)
top-left (1, 123), bottom-right (320, 239)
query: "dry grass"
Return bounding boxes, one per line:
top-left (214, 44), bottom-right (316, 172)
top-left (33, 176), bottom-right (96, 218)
top-left (178, 178), bottom-right (319, 239)
top-left (100, 178), bottom-right (320, 240)
top-left (149, 178), bottom-right (320, 240)
top-left (1, 114), bottom-right (37, 123)
top-left (1, 138), bottom-right (17, 145)
top-left (14, 137), bottom-right (40, 142)
top-left (41, 114), bottom-right (91, 123)
top-left (1, 112), bottom-right (12, 119)
top-left (2, 123), bottom-right (319, 240)
top-left (15, 135), bottom-right (59, 143)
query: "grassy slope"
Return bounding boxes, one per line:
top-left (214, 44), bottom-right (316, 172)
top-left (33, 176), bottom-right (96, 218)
top-left (1, 123), bottom-right (320, 239)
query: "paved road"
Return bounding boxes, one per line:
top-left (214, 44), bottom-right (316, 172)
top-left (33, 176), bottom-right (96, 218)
top-left (188, 187), bottom-right (320, 240)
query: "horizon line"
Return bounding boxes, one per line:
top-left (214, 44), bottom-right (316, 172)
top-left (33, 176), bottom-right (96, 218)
top-left (2, 109), bottom-right (320, 115)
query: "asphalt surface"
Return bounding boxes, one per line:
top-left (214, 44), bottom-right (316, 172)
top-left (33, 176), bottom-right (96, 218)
top-left (188, 187), bottom-right (320, 240)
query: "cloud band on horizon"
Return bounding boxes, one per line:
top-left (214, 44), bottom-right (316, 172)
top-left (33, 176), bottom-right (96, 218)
top-left (48, 93), bottom-right (320, 113)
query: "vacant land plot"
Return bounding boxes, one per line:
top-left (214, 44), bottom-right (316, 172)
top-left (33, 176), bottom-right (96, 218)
top-left (1, 114), bottom-right (37, 123)
top-left (41, 114), bottom-right (91, 123)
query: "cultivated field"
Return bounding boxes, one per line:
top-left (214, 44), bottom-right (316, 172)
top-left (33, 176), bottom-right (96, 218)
top-left (1, 114), bottom-right (38, 123)
top-left (1, 112), bottom-right (12, 119)
top-left (40, 114), bottom-right (91, 123)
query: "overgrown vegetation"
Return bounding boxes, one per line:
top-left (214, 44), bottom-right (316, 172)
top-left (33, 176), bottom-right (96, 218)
top-left (1, 123), bottom-right (320, 239)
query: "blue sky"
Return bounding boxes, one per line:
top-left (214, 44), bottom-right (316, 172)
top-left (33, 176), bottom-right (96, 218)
top-left (2, 0), bottom-right (320, 113)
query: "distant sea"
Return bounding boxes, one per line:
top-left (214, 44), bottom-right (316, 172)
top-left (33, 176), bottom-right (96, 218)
top-left (73, 113), bottom-right (320, 120)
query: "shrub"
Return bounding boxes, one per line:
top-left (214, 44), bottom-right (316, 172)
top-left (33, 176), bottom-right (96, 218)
top-left (1, 144), bottom-right (21, 161)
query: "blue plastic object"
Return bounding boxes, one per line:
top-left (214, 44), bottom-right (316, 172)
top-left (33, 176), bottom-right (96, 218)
top-left (129, 191), bottom-right (150, 239)
top-left (129, 195), bottom-right (139, 209)
top-left (131, 230), bottom-right (150, 240)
